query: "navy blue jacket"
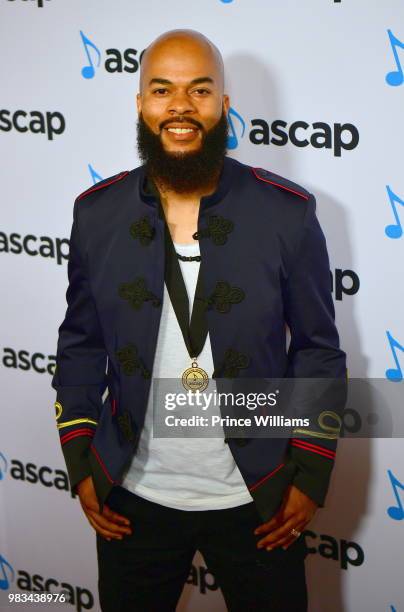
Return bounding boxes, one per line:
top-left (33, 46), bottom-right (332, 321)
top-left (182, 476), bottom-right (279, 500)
top-left (52, 156), bottom-right (347, 521)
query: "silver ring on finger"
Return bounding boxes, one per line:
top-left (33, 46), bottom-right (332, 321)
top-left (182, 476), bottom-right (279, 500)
top-left (290, 528), bottom-right (301, 538)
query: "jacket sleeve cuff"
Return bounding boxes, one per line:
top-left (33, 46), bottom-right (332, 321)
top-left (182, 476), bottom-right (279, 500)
top-left (289, 444), bottom-right (336, 507)
top-left (61, 435), bottom-right (94, 494)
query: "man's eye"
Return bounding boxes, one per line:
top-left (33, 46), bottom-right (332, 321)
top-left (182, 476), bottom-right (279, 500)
top-left (193, 89), bottom-right (210, 95)
top-left (153, 88), bottom-right (168, 95)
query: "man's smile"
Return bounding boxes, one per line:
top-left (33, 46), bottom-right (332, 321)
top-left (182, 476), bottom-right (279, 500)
top-left (167, 127), bottom-right (195, 133)
top-left (163, 124), bottom-right (200, 141)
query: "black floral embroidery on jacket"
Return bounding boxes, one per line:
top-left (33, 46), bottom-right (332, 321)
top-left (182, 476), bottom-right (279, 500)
top-left (118, 277), bottom-right (161, 310)
top-left (117, 411), bottom-right (135, 442)
top-left (193, 215), bottom-right (234, 246)
top-left (207, 281), bottom-right (245, 313)
top-left (130, 216), bottom-right (155, 246)
top-left (116, 344), bottom-right (151, 379)
top-left (212, 348), bottom-right (250, 379)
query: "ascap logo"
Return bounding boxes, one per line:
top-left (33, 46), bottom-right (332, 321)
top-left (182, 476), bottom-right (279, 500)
top-left (2, 347), bottom-right (56, 375)
top-left (0, 451), bottom-right (76, 498)
top-left (249, 118), bottom-right (359, 157)
top-left (304, 530), bottom-right (365, 570)
top-left (0, 231), bottom-right (69, 265)
top-left (0, 554), bottom-right (93, 611)
top-left (79, 31), bottom-right (145, 79)
top-left (226, 110), bottom-right (359, 157)
top-left (9, 460), bottom-right (72, 494)
top-left (0, 109), bottom-right (65, 140)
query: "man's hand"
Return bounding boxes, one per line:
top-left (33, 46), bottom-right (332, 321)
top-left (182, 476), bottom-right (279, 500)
top-left (254, 484), bottom-right (317, 551)
top-left (77, 476), bottom-right (132, 541)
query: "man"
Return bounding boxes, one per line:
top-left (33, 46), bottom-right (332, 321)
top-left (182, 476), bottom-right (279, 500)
top-left (52, 29), bottom-right (347, 611)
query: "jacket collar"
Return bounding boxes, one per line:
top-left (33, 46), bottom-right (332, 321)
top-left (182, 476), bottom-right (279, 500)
top-left (138, 155), bottom-right (235, 212)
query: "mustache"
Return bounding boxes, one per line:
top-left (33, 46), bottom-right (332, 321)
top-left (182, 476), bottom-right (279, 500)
top-left (159, 117), bottom-right (204, 131)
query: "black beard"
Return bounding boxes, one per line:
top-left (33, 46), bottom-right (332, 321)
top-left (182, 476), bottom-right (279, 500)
top-left (136, 111), bottom-right (228, 193)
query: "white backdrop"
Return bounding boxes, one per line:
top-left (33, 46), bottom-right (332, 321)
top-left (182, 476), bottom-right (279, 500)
top-left (1, 1), bottom-right (403, 611)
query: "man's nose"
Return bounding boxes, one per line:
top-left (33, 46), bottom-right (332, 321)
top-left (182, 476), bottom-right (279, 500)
top-left (167, 90), bottom-right (196, 114)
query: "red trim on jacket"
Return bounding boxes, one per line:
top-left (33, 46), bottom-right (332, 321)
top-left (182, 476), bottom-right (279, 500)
top-left (60, 428), bottom-right (95, 446)
top-left (248, 462), bottom-right (285, 492)
top-left (111, 398), bottom-right (117, 416)
top-left (252, 167), bottom-right (309, 200)
top-left (291, 438), bottom-right (335, 460)
top-left (90, 444), bottom-right (114, 483)
top-left (77, 171), bottom-right (129, 201)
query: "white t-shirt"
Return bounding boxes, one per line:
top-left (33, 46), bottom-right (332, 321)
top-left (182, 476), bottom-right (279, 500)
top-left (120, 240), bottom-right (253, 510)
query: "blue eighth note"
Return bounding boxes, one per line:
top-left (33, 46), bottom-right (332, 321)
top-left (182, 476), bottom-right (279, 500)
top-left (385, 331), bottom-right (404, 382)
top-left (227, 107), bottom-right (246, 150)
top-left (390, 606), bottom-right (397, 612)
top-left (88, 164), bottom-right (103, 185)
top-left (0, 555), bottom-right (14, 590)
top-left (0, 452), bottom-right (7, 480)
top-left (385, 185), bottom-right (404, 239)
top-left (387, 470), bottom-right (404, 521)
top-left (80, 30), bottom-right (101, 79)
top-left (386, 29), bottom-right (404, 86)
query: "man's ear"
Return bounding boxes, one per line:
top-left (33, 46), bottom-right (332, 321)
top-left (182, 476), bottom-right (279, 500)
top-left (223, 94), bottom-right (230, 116)
top-left (136, 92), bottom-right (141, 116)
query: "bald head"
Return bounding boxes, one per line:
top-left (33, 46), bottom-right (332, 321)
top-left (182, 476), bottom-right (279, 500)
top-left (136, 29), bottom-right (229, 163)
top-left (139, 29), bottom-right (225, 93)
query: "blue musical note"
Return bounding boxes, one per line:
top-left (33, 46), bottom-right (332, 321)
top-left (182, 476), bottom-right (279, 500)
top-left (385, 331), bottom-right (404, 382)
top-left (390, 606), bottom-right (397, 612)
top-left (0, 555), bottom-right (14, 590)
top-left (387, 470), bottom-right (404, 520)
top-left (80, 31), bottom-right (101, 79)
top-left (88, 164), bottom-right (103, 185)
top-left (385, 186), bottom-right (404, 239)
top-left (386, 30), bottom-right (404, 87)
top-left (227, 107), bottom-right (246, 150)
top-left (0, 452), bottom-right (7, 480)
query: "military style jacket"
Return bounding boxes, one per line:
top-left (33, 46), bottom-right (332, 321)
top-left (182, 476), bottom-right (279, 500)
top-left (52, 155), bottom-right (347, 522)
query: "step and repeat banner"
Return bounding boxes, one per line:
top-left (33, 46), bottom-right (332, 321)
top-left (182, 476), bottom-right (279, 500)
top-left (1, 1), bottom-right (403, 610)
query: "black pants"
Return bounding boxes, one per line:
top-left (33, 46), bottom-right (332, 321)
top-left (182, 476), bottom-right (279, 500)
top-left (97, 486), bottom-right (308, 612)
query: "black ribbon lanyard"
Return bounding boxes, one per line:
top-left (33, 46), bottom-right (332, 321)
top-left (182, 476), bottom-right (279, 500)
top-left (164, 219), bottom-right (208, 359)
top-left (149, 178), bottom-right (209, 360)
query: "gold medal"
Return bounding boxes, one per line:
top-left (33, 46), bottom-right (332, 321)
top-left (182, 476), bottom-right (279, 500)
top-left (182, 359), bottom-right (209, 392)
